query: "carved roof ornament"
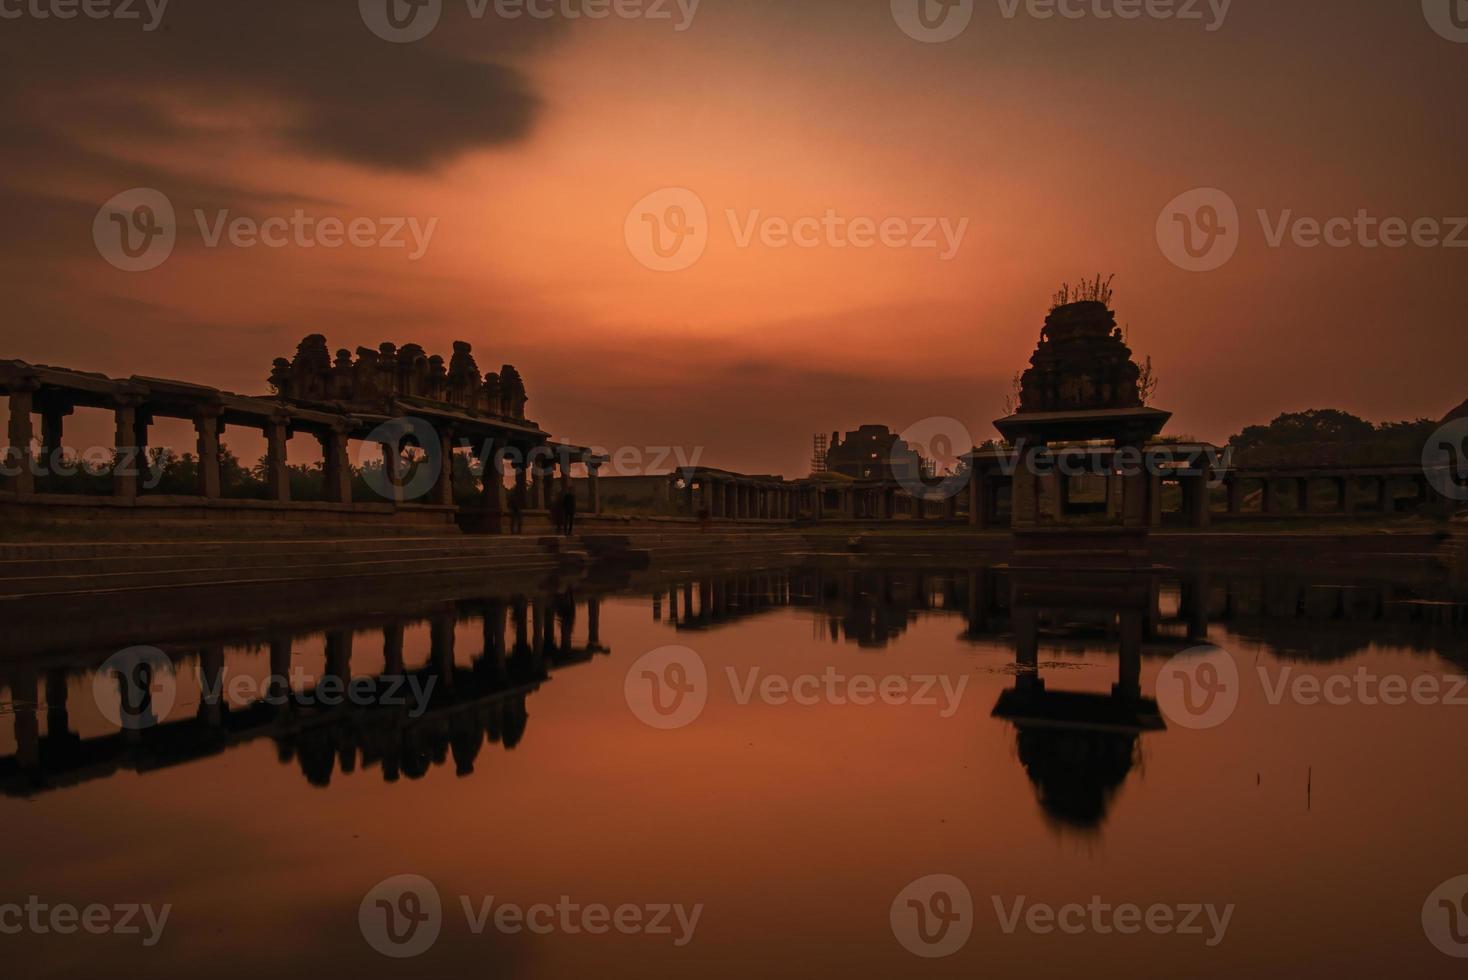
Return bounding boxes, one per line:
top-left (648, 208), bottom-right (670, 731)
top-left (1018, 283), bottom-right (1144, 415)
top-left (268, 336), bottom-right (531, 422)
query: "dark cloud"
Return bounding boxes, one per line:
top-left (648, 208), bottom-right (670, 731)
top-left (0, 1), bottom-right (563, 175)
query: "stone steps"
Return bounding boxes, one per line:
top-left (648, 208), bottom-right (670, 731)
top-left (0, 535), bottom-right (567, 598)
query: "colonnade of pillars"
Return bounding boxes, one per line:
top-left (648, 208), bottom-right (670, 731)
top-left (670, 476), bottom-right (806, 520)
top-left (2, 596), bottom-right (605, 785)
top-left (1221, 473), bottom-right (1438, 517)
top-left (3, 386), bottom-right (602, 517)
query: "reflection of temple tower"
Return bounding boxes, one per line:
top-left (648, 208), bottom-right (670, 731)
top-left (992, 571), bottom-right (1167, 834)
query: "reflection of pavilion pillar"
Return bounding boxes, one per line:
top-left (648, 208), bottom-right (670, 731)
top-left (587, 462), bottom-right (601, 516)
top-left (683, 582), bottom-right (694, 621)
top-left (699, 579), bottom-right (712, 621)
top-left (431, 613), bottom-right (455, 688)
top-left (265, 415), bottom-right (291, 502)
top-left (1146, 472), bottom-right (1164, 528)
top-left (587, 598), bottom-right (601, 647)
top-left (45, 669), bottom-right (70, 737)
top-left (1186, 571), bottom-right (1210, 641)
top-left (1013, 607), bottom-right (1040, 692)
top-left (195, 409), bottom-right (223, 499)
top-left (513, 597), bottom-right (529, 651)
top-left (198, 645), bottom-right (225, 727)
top-left (325, 630), bottom-right (352, 682)
top-left (12, 670), bottom-right (39, 769)
top-left (269, 637), bottom-right (292, 700)
top-left (383, 622), bottom-right (405, 675)
top-left (112, 396), bottom-right (141, 499)
top-left (1115, 611), bottom-right (1143, 701)
top-left (484, 603), bottom-right (507, 661)
top-left (531, 601), bottom-right (545, 652)
top-left (4, 383), bottom-right (37, 495)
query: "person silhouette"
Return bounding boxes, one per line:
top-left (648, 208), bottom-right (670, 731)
top-left (562, 486), bottom-right (577, 536)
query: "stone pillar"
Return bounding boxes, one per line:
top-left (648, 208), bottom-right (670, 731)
top-left (969, 473), bottom-right (989, 528)
top-left (268, 637), bottom-right (292, 701)
top-left (4, 384), bottom-right (37, 494)
top-left (1147, 473), bottom-right (1164, 528)
top-left (112, 396), bottom-right (142, 500)
top-left (1012, 445), bottom-right (1041, 528)
top-left (476, 442), bottom-right (505, 529)
top-left (1336, 476), bottom-right (1353, 514)
top-left (265, 415), bottom-right (291, 503)
top-left (1296, 478), bottom-right (1310, 514)
top-left (39, 403), bottom-right (69, 461)
top-left (1226, 476), bottom-right (1244, 516)
top-left (380, 437), bottom-right (405, 505)
top-left (1188, 473), bottom-right (1211, 528)
top-left (1262, 478), bottom-right (1278, 515)
top-left (1375, 476), bottom-right (1391, 513)
top-left (195, 409), bottom-right (223, 499)
top-left (436, 427), bottom-right (456, 507)
top-left (587, 462), bottom-right (601, 516)
top-left (320, 425), bottom-right (353, 505)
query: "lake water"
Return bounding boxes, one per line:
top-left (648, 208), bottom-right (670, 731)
top-left (3, 560), bottom-right (1467, 978)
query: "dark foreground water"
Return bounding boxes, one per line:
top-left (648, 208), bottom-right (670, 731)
top-left (3, 561), bottom-right (1467, 978)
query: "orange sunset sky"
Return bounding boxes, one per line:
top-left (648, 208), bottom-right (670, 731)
top-left (2, 0), bottom-right (1465, 475)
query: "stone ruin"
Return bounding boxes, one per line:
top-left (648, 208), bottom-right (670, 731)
top-left (268, 336), bottom-right (529, 419)
top-left (1017, 300), bottom-right (1144, 414)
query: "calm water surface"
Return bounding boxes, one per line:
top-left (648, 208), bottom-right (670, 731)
top-left (3, 561), bottom-right (1466, 978)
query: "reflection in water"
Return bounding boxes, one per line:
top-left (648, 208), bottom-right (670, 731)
top-left (0, 592), bottom-right (607, 796)
top-left (4, 561), bottom-right (1467, 816)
